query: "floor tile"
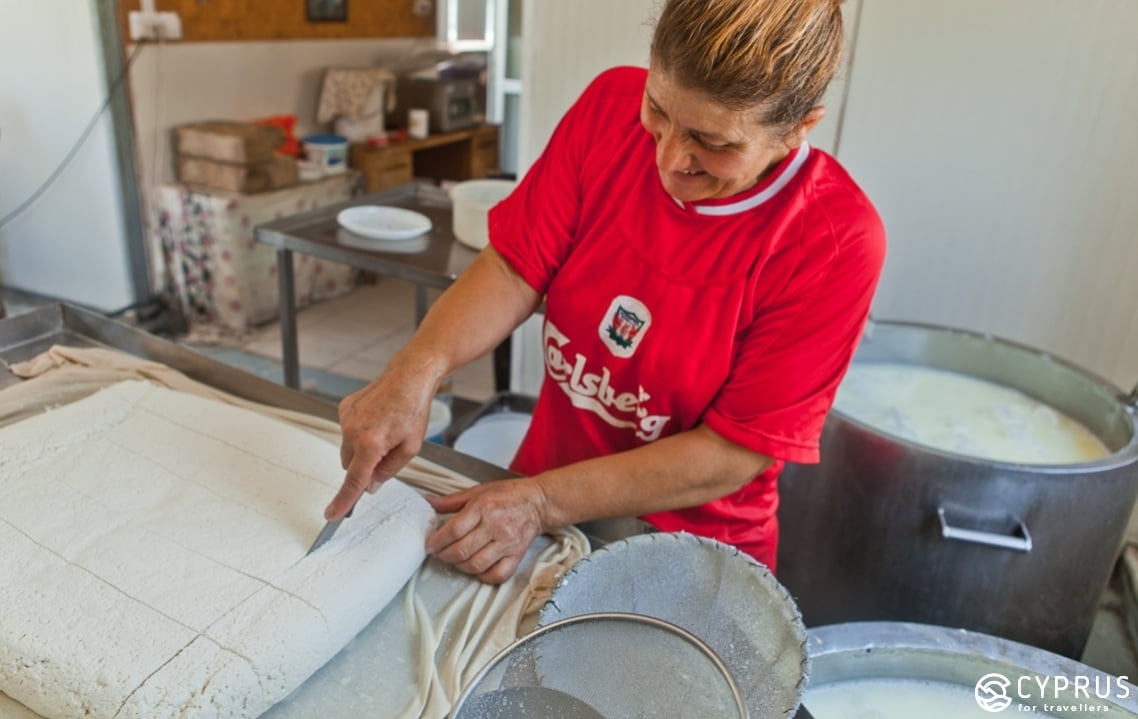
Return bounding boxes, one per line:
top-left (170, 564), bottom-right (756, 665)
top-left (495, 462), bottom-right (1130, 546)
top-left (189, 278), bottom-right (496, 404)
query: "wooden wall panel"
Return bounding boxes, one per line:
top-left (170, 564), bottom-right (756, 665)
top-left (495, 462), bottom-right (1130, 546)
top-left (118, 0), bottom-right (434, 43)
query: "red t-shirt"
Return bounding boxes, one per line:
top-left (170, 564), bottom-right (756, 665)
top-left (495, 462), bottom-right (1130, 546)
top-left (488, 67), bottom-right (886, 569)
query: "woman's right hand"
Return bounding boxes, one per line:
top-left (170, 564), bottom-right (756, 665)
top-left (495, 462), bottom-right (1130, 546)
top-left (326, 358), bottom-right (440, 521)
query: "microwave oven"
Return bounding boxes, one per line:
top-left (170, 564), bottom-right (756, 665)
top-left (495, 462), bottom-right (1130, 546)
top-left (391, 76), bottom-right (481, 134)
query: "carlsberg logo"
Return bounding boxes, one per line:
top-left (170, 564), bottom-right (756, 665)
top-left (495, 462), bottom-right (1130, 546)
top-left (974, 672), bottom-right (1131, 713)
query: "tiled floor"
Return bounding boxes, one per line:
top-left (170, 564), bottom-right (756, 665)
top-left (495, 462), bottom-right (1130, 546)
top-left (188, 279), bottom-right (496, 403)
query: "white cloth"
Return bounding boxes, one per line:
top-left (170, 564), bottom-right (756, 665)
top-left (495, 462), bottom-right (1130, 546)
top-left (0, 347), bottom-right (589, 719)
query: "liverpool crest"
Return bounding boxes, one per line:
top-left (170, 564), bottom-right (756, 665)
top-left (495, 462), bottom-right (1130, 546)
top-left (599, 295), bottom-right (652, 358)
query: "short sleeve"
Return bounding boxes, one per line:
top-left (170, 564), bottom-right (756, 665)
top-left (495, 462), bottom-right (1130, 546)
top-left (488, 68), bottom-right (640, 294)
top-left (702, 190), bottom-right (887, 464)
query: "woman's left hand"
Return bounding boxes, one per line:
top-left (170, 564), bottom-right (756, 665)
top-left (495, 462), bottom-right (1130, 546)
top-left (424, 477), bottom-right (551, 584)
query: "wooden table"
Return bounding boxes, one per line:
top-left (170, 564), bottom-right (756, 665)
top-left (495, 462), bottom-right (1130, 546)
top-left (349, 124), bottom-right (499, 192)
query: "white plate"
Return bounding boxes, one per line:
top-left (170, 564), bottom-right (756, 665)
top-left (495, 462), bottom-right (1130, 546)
top-left (336, 205), bottom-right (432, 241)
top-left (336, 229), bottom-right (429, 254)
top-left (453, 412), bottom-right (531, 468)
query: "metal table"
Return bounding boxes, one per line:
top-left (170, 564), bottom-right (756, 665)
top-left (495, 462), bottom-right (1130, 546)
top-left (0, 302), bottom-right (507, 483)
top-left (254, 183), bottom-right (480, 389)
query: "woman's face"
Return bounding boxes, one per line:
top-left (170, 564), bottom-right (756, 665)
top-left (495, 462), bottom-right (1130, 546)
top-left (640, 69), bottom-right (808, 203)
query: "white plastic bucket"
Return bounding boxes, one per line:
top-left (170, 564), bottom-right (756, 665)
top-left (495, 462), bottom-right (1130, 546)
top-left (426, 398), bottom-right (452, 443)
top-left (453, 411), bottom-right (531, 468)
top-left (450, 179), bottom-right (517, 250)
top-left (302, 133), bottom-right (349, 174)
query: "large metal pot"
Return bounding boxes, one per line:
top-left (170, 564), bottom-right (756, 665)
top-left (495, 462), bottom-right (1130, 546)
top-left (777, 320), bottom-right (1138, 658)
top-left (803, 621), bottom-right (1138, 717)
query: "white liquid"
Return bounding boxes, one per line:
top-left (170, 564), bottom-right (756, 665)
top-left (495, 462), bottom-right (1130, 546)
top-left (834, 363), bottom-right (1110, 464)
top-left (805, 678), bottom-right (1055, 718)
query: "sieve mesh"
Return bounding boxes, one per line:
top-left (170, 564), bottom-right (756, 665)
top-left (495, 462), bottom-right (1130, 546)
top-left (450, 612), bottom-right (748, 719)
top-left (538, 533), bottom-right (809, 719)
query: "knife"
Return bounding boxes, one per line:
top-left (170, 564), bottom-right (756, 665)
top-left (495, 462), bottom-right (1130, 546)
top-left (306, 501), bottom-right (355, 555)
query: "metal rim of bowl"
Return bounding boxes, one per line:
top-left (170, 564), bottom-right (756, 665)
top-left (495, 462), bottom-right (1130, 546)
top-left (806, 620), bottom-right (1138, 714)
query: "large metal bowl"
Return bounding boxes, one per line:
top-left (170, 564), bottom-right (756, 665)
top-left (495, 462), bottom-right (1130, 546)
top-left (804, 622), bottom-right (1138, 718)
top-left (778, 320), bottom-right (1138, 657)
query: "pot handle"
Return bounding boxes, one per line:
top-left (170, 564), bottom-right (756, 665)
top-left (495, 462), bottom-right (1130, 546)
top-left (937, 506), bottom-right (1033, 553)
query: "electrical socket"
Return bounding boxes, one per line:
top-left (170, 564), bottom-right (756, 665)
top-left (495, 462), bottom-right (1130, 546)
top-left (128, 11), bottom-right (183, 41)
top-left (412, 0), bottom-right (432, 18)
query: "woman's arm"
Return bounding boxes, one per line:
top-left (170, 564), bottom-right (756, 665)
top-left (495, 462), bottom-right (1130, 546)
top-left (425, 424), bottom-right (773, 583)
top-left (326, 246), bottom-right (541, 522)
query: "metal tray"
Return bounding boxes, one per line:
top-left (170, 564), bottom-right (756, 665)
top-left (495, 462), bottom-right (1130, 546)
top-left (0, 302), bottom-right (537, 718)
top-left (0, 302), bottom-right (508, 482)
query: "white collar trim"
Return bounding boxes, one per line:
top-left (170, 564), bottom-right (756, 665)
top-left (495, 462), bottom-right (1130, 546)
top-left (685, 142), bottom-right (811, 217)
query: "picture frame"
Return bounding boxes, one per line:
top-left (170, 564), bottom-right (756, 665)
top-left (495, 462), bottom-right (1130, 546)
top-left (307, 0), bottom-right (347, 22)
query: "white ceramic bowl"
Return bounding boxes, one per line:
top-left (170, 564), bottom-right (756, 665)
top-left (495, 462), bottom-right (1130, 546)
top-left (449, 179), bottom-right (517, 250)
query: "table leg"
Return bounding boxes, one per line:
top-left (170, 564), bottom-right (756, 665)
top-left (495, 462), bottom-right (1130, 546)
top-left (493, 335), bottom-right (511, 392)
top-left (276, 248), bottom-right (301, 389)
top-left (414, 284), bottom-right (428, 326)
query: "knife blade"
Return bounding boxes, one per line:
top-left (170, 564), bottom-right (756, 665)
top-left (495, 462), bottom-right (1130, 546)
top-left (306, 501), bottom-right (355, 555)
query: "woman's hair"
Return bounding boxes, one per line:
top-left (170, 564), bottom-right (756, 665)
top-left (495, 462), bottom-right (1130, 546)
top-left (650, 0), bottom-right (845, 128)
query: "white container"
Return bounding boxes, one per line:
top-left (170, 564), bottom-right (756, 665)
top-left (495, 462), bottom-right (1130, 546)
top-left (302, 134), bottom-right (349, 175)
top-left (453, 411), bottom-right (531, 468)
top-left (408, 108), bottom-right (430, 140)
top-left (449, 179), bottom-right (517, 250)
top-left (426, 398), bottom-right (452, 443)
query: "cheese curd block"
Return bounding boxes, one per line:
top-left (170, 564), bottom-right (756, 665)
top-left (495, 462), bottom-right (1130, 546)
top-left (0, 380), bottom-right (435, 719)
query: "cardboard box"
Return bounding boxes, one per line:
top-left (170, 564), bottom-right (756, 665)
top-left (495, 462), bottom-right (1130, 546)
top-left (173, 121), bottom-right (286, 165)
top-left (176, 154), bottom-right (298, 193)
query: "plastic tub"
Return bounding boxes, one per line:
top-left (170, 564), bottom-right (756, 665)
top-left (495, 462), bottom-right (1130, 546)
top-left (302, 133), bottom-right (349, 174)
top-left (425, 398), bottom-right (452, 444)
top-left (449, 179), bottom-right (517, 250)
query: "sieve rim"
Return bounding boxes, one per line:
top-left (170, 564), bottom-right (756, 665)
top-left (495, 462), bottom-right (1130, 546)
top-left (449, 610), bottom-right (750, 719)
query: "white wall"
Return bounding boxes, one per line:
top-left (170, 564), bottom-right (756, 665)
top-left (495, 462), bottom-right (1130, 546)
top-left (517, 0), bottom-right (861, 173)
top-left (0, 0), bottom-right (137, 311)
top-left (127, 37), bottom-right (437, 283)
top-left (514, 0), bottom-right (1138, 398)
top-left (839, 0), bottom-right (1138, 391)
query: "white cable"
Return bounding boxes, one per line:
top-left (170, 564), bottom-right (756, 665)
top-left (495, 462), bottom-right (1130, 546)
top-left (145, 31), bottom-right (169, 289)
top-left (0, 43), bottom-right (145, 230)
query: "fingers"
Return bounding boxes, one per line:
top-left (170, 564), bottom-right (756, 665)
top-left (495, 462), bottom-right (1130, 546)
top-left (424, 490), bottom-right (472, 515)
top-left (425, 497), bottom-right (482, 553)
top-left (432, 531), bottom-right (524, 585)
top-left (424, 482), bottom-right (544, 585)
top-left (325, 441), bottom-right (416, 520)
top-left (478, 555), bottom-right (524, 585)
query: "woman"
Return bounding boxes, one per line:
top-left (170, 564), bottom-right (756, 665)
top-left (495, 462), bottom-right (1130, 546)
top-left (326, 0), bottom-right (885, 583)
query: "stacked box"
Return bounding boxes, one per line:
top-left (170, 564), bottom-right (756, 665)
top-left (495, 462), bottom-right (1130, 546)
top-left (172, 121), bottom-right (297, 193)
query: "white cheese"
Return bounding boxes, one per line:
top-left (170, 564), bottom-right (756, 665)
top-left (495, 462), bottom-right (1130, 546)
top-left (0, 380), bottom-right (434, 718)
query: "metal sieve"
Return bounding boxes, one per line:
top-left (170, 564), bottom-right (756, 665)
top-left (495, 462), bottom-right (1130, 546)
top-left (449, 612), bottom-right (749, 719)
top-left (539, 532), bottom-right (810, 719)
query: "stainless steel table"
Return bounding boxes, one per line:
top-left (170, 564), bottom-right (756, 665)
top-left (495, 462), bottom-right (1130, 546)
top-left (0, 302), bottom-right (504, 482)
top-left (254, 183), bottom-right (480, 389)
